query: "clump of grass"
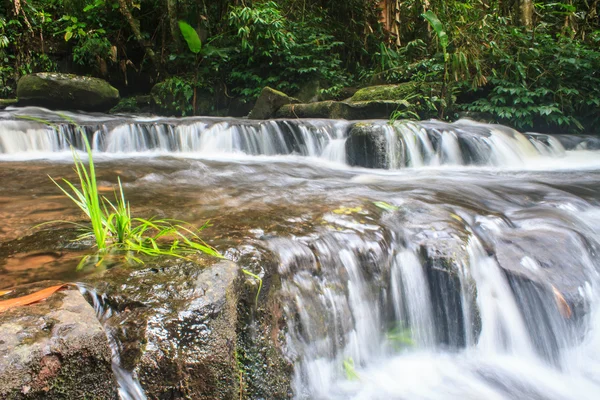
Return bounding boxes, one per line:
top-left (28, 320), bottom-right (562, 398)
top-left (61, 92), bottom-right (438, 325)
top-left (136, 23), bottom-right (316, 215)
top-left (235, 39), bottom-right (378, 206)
top-left (22, 114), bottom-right (263, 302)
top-left (23, 114), bottom-right (222, 267)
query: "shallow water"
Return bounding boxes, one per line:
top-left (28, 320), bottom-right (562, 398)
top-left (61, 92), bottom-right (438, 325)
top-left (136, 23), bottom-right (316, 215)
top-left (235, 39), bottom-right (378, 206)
top-left (2, 108), bottom-right (600, 399)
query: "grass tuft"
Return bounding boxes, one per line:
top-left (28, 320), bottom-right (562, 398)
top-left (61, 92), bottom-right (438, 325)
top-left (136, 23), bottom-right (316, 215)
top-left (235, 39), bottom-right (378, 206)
top-left (34, 116), bottom-right (223, 266)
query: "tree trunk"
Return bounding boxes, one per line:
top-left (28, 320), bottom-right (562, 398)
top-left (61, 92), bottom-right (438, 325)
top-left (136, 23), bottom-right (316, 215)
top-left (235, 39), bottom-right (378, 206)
top-left (117, 0), bottom-right (160, 69)
top-left (519, 0), bottom-right (533, 27)
top-left (167, 0), bottom-right (181, 49)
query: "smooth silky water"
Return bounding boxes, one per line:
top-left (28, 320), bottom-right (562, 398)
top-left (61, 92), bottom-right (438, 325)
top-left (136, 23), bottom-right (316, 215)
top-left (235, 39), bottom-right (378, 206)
top-left (2, 107), bottom-right (600, 399)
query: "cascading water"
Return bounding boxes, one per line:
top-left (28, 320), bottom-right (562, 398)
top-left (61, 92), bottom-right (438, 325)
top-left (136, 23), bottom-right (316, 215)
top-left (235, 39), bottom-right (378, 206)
top-left (78, 285), bottom-right (147, 400)
top-left (267, 199), bottom-right (600, 399)
top-left (1, 107), bottom-right (596, 169)
top-left (2, 106), bottom-right (600, 399)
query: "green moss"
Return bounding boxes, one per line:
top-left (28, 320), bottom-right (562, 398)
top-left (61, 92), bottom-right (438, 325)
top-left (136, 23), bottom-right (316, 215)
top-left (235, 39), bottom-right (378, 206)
top-left (16, 73), bottom-right (119, 112)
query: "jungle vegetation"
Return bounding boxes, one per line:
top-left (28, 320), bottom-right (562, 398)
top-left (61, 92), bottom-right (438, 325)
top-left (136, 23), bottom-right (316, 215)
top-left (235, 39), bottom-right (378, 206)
top-left (1, 0), bottom-right (599, 132)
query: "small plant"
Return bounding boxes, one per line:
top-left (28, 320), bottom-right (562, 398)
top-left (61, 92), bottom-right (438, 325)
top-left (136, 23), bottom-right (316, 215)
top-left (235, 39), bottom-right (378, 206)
top-left (19, 114), bottom-right (222, 267)
top-left (58, 135), bottom-right (221, 266)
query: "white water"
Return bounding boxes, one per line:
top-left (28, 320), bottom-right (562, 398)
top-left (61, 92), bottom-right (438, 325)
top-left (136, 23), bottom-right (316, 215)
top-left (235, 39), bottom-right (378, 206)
top-left (78, 286), bottom-right (147, 400)
top-left (268, 213), bottom-right (600, 399)
top-left (2, 107), bottom-right (600, 171)
top-left (3, 107), bottom-right (600, 399)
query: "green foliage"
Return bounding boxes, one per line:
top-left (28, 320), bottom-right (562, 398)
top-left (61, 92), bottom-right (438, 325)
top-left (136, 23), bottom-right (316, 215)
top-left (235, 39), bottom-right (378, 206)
top-left (50, 124), bottom-right (221, 265)
top-left (343, 358), bottom-right (360, 381)
top-left (463, 27), bottom-right (600, 132)
top-left (152, 77), bottom-right (195, 116)
top-left (228, 1), bottom-right (292, 61)
top-left (422, 11), bottom-right (448, 60)
top-left (227, 3), bottom-right (349, 99)
top-left (178, 21), bottom-right (202, 54)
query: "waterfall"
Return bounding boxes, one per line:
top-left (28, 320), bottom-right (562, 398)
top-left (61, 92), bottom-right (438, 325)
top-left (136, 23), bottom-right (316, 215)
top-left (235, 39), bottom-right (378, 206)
top-left (264, 192), bottom-right (600, 399)
top-left (2, 107), bottom-right (599, 170)
top-left (78, 285), bottom-right (147, 400)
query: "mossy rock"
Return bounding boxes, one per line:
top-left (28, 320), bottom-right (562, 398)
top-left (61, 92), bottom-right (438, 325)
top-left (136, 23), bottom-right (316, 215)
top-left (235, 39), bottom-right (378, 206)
top-left (248, 87), bottom-right (299, 119)
top-left (345, 122), bottom-right (389, 168)
top-left (17, 73), bottom-right (119, 112)
top-left (0, 98), bottom-right (18, 109)
top-left (82, 258), bottom-right (244, 399)
top-left (275, 101), bottom-right (337, 119)
top-left (350, 82), bottom-right (440, 102)
top-left (276, 100), bottom-right (407, 120)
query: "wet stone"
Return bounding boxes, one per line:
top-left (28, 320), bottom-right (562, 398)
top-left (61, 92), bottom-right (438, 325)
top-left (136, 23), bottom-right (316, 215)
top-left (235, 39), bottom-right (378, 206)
top-left (82, 258), bottom-right (244, 399)
top-left (0, 281), bottom-right (116, 399)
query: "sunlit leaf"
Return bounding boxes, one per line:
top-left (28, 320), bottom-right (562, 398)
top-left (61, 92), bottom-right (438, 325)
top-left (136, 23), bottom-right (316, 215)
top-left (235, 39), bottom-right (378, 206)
top-left (178, 20), bottom-right (201, 54)
top-left (0, 284), bottom-right (69, 313)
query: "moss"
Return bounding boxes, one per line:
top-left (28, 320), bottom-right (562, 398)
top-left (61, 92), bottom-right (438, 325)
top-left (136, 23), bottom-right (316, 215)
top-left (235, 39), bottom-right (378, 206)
top-left (16, 73), bottom-right (119, 112)
top-left (351, 82), bottom-right (421, 101)
top-left (0, 98), bottom-right (17, 108)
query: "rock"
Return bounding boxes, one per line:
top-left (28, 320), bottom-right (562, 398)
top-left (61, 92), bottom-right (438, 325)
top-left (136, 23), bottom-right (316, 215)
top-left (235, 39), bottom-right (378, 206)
top-left (276, 100), bottom-right (406, 120)
top-left (345, 122), bottom-right (389, 168)
top-left (248, 87), bottom-right (299, 119)
top-left (0, 98), bottom-right (18, 109)
top-left (230, 245), bottom-right (293, 399)
top-left (275, 101), bottom-right (338, 119)
top-left (351, 82), bottom-right (416, 101)
top-left (0, 281), bottom-right (117, 399)
top-left (82, 258), bottom-right (244, 399)
top-left (349, 82), bottom-right (443, 119)
top-left (295, 80), bottom-right (321, 103)
top-left (16, 73), bottom-right (120, 112)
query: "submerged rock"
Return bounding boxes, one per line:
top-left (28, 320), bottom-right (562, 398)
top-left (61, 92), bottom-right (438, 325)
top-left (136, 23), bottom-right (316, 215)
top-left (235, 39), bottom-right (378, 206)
top-left (248, 87), bottom-right (299, 119)
top-left (16, 73), bottom-right (120, 112)
top-left (0, 281), bottom-right (116, 399)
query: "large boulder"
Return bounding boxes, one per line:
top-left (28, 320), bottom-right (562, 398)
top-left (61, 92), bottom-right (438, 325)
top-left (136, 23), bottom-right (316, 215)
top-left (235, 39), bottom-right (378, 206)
top-left (0, 281), bottom-right (117, 399)
top-left (350, 82), bottom-right (440, 102)
top-left (83, 258), bottom-right (244, 399)
top-left (276, 100), bottom-right (405, 120)
top-left (248, 87), bottom-right (299, 119)
top-left (17, 73), bottom-right (119, 112)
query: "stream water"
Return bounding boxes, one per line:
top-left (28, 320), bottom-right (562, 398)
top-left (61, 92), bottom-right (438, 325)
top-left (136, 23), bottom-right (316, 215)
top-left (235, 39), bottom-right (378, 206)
top-left (2, 107), bottom-right (600, 399)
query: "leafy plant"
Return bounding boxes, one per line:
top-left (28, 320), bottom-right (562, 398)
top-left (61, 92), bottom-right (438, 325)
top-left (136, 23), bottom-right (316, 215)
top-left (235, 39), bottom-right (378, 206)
top-left (179, 21), bottom-right (201, 54)
top-left (18, 114), bottom-right (222, 266)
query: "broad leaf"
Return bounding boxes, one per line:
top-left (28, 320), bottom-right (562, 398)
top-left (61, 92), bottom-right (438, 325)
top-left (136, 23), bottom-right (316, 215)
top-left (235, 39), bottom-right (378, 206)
top-left (422, 11), bottom-right (448, 52)
top-left (178, 21), bottom-right (201, 54)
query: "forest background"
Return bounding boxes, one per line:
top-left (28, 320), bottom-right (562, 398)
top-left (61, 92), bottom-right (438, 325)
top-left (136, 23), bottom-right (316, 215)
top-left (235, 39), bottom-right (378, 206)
top-left (1, 0), bottom-right (599, 133)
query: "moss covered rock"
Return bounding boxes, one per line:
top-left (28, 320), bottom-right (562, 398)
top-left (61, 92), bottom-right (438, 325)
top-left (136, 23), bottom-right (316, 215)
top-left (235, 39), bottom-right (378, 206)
top-left (0, 98), bottom-right (18, 109)
top-left (275, 101), bottom-right (338, 119)
top-left (0, 282), bottom-right (117, 399)
top-left (350, 82), bottom-right (440, 102)
top-left (276, 100), bottom-right (406, 120)
top-left (248, 87), bottom-right (299, 119)
top-left (345, 123), bottom-right (390, 168)
top-left (17, 73), bottom-right (120, 112)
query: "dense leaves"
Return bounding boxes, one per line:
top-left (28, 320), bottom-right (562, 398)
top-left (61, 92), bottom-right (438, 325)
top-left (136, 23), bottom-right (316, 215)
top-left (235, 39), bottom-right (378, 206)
top-left (0, 0), bottom-right (599, 132)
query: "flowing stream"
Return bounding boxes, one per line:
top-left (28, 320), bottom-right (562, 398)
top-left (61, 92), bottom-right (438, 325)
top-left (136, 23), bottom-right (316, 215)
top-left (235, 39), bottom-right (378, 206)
top-left (2, 107), bottom-right (600, 399)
